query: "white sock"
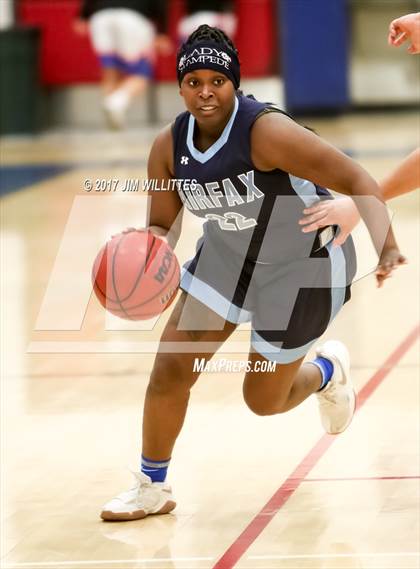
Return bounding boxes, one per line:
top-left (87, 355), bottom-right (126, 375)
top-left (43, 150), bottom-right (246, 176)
top-left (104, 89), bottom-right (130, 112)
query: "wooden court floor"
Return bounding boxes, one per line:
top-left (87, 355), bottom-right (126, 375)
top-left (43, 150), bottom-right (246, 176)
top-left (1, 111), bottom-right (419, 569)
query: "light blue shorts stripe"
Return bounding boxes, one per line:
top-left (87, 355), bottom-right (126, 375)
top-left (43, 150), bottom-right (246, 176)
top-left (326, 242), bottom-right (347, 323)
top-left (180, 267), bottom-right (252, 324)
top-left (250, 243), bottom-right (348, 363)
top-left (251, 330), bottom-right (318, 364)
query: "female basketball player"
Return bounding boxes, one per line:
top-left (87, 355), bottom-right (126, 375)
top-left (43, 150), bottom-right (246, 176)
top-left (100, 25), bottom-right (406, 521)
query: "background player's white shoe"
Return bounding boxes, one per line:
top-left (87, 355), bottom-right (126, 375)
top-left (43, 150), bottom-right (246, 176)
top-left (102, 90), bottom-right (129, 130)
top-left (100, 472), bottom-right (176, 521)
top-left (315, 340), bottom-right (356, 434)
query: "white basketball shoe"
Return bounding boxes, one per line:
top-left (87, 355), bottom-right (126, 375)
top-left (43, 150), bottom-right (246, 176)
top-left (101, 472), bottom-right (176, 521)
top-left (315, 340), bottom-right (356, 435)
top-left (102, 90), bottom-right (129, 130)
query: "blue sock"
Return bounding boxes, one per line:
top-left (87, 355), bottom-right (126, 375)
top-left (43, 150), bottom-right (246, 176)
top-left (141, 455), bottom-right (171, 483)
top-left (311, 356), bottom-right (334, 391)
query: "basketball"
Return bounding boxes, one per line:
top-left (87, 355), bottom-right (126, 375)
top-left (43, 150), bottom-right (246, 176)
top-left (92, 230), bottom-right (180, 320)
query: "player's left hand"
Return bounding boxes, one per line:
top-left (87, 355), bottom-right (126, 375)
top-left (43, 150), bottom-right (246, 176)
top-left (376, 247), bottom-right (407, 288)
top-left (299, 197), bottom-right (360, 246)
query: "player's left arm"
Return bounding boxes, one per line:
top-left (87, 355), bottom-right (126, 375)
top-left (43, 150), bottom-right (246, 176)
top-left (299, 147), bottom-right (419, 243)
top-left (251, 113), bottom-right (406, 286)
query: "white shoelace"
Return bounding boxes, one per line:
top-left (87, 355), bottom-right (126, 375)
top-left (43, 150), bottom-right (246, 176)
top-left (128, 471), bottom-right (152, 493)
top-left (318, 384), bottom-right (339, 405)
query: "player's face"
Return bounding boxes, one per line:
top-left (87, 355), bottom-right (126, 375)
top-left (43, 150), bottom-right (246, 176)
top-left (179, 69), bottom-right (236, 126)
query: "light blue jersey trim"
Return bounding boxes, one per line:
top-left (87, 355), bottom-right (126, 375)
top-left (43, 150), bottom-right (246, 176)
top-left (187, 96), bottom-right (239, 164)
top-left (251, 331), bottom-right (317, 364)
top-left (288, 174), bottom-right (321, 208)
top-left (326, 242), bottom-right (346, 323)
top-left (180, 267), bottom-right (252, 324)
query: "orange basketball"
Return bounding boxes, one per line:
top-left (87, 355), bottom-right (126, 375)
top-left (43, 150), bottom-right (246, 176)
top-left (92, 230), bottom-right (180, 320)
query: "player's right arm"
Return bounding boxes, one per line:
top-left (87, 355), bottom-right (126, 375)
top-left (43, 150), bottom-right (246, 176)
top-left (146, 124), bottom-right (184, 249)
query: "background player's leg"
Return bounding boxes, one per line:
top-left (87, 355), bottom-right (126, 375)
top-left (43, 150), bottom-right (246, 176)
top-left (99, 9), bottom-right (154, 129)
top-left (142, 292), bottom-right (237, 460)
top-left (242, 351), bottom-right (322, 416)
top-left (118, 75), bottom-right (149, 99)
top-left (102, 67), bottom-right (123, 95)
top-left (102, 74), bottom-right (150, 128)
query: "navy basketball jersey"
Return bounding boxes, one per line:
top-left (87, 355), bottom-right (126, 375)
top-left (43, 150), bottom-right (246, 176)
top-left (172, 93), bottom-right (331, 263)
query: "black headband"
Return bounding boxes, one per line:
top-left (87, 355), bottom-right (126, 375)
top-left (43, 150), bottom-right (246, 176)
top-left (177, 40), bottom-right (240, 89)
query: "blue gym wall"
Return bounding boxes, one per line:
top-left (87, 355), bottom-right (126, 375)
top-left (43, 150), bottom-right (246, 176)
top-left (278, 0), bottom-right (350, 113)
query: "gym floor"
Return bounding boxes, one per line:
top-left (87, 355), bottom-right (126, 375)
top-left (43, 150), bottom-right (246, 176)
top-left (1, 110), bottom-right (419, 569)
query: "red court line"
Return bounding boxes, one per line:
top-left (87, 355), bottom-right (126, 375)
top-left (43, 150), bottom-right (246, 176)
top-left (303, 475), bottom-right (420, 482)
top-left (212, 324), bottom-right (420, 569)
top-left (356, 324), bottom-right (419, 409)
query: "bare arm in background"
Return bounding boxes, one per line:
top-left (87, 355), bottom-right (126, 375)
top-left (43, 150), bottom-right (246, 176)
top-left (299, 148), bottom-right (419, 245)
top-left (300, 13), bottom-right (419, 246)
top-left (381, 148), bottom-right (420, 199)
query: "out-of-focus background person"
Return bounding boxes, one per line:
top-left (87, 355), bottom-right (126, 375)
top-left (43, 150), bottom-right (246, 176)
top-left (73, 1), bottom-right (171, 129)
top-left (178, 0), bottom-right (237, 42)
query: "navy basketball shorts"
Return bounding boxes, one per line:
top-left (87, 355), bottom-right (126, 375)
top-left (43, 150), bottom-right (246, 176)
top-left (179, 235), bottom-right (357, 364)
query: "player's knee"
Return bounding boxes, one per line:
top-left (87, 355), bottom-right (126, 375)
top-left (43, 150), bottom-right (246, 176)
top-left (243, 390), bottom-right (287, 416)
top-left (243, 378), bottom-right (290, 416)
top-left (245, 400), bottom-right (275, 416)
top-left (149, 353), bottom-right (193, 394)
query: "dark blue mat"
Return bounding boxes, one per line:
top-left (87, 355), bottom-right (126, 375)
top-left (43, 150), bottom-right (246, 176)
top-left (0, 164), bottom-right (71, 197)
